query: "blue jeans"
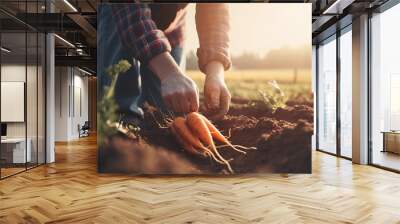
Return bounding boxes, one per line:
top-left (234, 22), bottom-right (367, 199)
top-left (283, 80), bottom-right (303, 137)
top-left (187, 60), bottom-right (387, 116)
top-left (98, 4), bottom-right (183, 119)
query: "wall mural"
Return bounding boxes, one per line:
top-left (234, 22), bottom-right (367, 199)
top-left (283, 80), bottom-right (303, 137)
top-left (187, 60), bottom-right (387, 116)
top-left (97, 3), bottom-right (313, 174)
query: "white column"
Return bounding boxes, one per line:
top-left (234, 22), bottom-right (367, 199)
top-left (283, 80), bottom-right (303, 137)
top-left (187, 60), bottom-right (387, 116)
top-left (352, 14), bottom-right (369, 164)
top-left (45, 1), bottom-right (55, 163)
top-left (46, 33), bottom-right (55, 163)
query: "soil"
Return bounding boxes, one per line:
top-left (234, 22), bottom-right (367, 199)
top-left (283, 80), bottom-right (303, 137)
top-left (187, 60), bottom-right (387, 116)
top-left (99, 98), bottom-right (313, 174)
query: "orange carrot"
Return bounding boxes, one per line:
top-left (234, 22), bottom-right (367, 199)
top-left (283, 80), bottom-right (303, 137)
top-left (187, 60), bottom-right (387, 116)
top-left (172, 117), bottom-right (223, 164)
top-left (198, 113), bottom-right (256, 153)
top-left (186, 112), bottom-right (233, 173)
top-left (173, 117), bottom-right (203, 148)
top-left (186, 113), bottom-right (214, 147)
top-left (170, 125), bottom-right (202, 156)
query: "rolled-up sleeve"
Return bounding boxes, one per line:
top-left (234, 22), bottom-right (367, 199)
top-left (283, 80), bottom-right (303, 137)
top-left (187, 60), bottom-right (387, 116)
top-left (195, 3), bottom-right (231, 73)
top-left (111, 4), bottom-right (171, 63)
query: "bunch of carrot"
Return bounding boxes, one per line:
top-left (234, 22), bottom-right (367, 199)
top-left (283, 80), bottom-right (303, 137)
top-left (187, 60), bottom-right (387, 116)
top-left (170, 112), bottom-right (255, 173)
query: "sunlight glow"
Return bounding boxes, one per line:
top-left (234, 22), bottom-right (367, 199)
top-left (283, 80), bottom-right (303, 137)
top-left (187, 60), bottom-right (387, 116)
top-left (184, 3), bottom-right (311, 57)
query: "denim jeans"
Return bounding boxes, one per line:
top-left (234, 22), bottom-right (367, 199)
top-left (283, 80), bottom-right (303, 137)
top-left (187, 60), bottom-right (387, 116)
top-left (98, 4), bottom-right (183, 119)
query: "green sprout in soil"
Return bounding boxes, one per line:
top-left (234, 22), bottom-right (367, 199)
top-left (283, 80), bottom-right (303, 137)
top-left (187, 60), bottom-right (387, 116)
top-left (98, 59), bottom-right (132, 143)
top-left (256, 80), bottom-right (287, 113)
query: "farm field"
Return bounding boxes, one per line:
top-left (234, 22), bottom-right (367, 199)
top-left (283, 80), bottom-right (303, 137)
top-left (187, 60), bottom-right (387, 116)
top-left (187, 69), bottom-right (312, 101)
top-left (99, 68), bottom-right (314, 174)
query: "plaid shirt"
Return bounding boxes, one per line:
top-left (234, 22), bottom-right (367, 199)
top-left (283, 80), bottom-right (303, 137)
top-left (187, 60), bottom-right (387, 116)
top-left (111, 3), bottom-right (231, 72)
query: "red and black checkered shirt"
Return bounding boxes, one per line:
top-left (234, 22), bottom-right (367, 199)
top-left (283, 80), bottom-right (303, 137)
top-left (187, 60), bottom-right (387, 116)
top-left (111, 3), bottom-right (231, 73)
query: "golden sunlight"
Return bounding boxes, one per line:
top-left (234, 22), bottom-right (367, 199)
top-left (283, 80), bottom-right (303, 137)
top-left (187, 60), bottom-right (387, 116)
top-left (185, 3), bottom-right (311, 57)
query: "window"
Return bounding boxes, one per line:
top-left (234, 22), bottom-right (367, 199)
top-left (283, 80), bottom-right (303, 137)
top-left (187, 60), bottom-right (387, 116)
top-left (317, 36), bottom-right (337, 154)
top-left (390, 74), bottom-right (400, 130)
top-left (339, 27), bottom-right (352, 158)
top-left (370, 3), bottom-right (400, 171)
top-left (316, 26), bottom-right (353, 159)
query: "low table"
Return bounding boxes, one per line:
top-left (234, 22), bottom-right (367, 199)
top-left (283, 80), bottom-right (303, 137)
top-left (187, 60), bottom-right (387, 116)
top-left (381, 131), bottom-right (400, 154)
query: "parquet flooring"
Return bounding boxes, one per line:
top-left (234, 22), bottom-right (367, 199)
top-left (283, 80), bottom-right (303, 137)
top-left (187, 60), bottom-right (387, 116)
top-left (1, 135), bottom-right (400, 223)
top-left (1, 167), bottom-right (26, 178)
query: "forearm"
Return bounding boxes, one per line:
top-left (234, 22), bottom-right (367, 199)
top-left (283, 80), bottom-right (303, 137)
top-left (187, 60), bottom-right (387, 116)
top-left (148, 52), bottom-right (184, 81)
top-left (196, 3), bottom-right (231, 73)
top-left (204, 61), bottom-right (225, 80)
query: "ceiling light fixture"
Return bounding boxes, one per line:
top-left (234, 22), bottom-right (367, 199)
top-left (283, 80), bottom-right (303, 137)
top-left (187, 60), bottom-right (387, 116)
top-left (322, 0), bottom-right (355, 15)
top-left (1, 47), bottom-right (11, 53)
top-left (78, 67), bottom-right (92, 76)
top-left (54, 34), bottom-right (75, 48)
top-left (63, 0), bottom-right (78, 12)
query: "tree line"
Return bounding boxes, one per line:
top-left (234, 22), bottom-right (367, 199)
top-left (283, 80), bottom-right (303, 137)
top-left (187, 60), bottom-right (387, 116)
top-left (185, 45), bottom-right (311, 70)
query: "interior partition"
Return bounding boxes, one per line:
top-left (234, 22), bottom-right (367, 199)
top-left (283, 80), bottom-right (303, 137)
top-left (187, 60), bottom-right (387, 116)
top-left (0, 1), bottom-right (47, 179)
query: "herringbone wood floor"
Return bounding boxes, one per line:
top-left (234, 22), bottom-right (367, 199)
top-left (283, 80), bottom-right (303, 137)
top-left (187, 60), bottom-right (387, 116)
top-left (1, 135), bottom-right (400, 224)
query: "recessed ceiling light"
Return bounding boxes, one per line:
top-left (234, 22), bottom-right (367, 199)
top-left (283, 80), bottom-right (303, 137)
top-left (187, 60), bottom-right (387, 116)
top-left (78, 67), bottom-right (92, 76)
top-left (54, 34), bottom-right (75, 48)
top-left (1, 47), bottom-right (11, 53)
top-left (323, 0), bottom-right (355, 15)
top-left (63, 0), bottom-right (78, 12)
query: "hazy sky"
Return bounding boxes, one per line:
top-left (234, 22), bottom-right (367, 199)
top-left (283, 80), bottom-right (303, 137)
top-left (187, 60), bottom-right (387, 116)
top-left (184, 4), bottom-right (311, 57)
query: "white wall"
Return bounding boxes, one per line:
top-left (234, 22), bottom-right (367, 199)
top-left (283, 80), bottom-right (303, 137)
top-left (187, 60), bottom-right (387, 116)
top-left (54, 67), bottom-right (89, 141)
top-left (312, 45), bottom-right (316, 150)
top-left (55, 67), bottom-right (69, 141)
top-left (1, 65), bottom-right (26, 139)
top-left (1, 65), bottom-right (42, 138)
top-left (70, 72), bottom-right (89, 139)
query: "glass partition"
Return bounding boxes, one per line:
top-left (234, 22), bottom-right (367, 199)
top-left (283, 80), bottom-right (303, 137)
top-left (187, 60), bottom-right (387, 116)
top-left (27, 30), bottom-right (38, 169)
top-left (26, 0), bottom-right (44, 169)
top-left (38, 32), bottom-right (45, 165)
top-left (0, 1), bottom-right (46, 179)
top-left (317, 36), bottom-right (337, 154)
top-left (1, 30), bottom-right (28, 177)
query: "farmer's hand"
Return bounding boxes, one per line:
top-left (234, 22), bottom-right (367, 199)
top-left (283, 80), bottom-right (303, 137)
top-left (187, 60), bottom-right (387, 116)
top-left (203, 61), bottom-right (231, 120)
top-left (149, 52), bottom-right (199, 113)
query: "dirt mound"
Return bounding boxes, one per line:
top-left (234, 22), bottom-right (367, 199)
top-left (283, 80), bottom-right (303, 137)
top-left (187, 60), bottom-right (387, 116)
top-left (227, 105), bottom-right (271, 118)
top-left (209, 116), bottom-right (311, 173)
top-left (286, 93), bottom-right (314, 107)
top-left (100, 101), bottom-right (313, 174)
top-left (274, 105), bottom-right (313, 123)
top-left (99, 134), bottom-right (201, 174)
top-left (255, 120), bottom-right (313, 173)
